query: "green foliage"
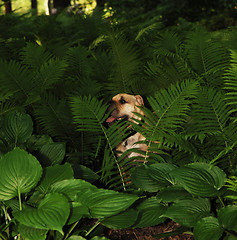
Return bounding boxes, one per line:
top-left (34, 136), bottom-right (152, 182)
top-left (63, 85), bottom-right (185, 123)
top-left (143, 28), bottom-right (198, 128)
top-left (0, 10), bottom-right (237, 240)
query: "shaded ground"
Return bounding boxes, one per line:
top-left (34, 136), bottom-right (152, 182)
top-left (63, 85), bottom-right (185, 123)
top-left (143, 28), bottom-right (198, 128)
top-left (104, 220), bottom-right (194, 240)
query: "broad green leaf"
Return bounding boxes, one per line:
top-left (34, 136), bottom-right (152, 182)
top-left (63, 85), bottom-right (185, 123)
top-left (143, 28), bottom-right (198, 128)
top-left (38, 142), bottom-right (66, 165)
top-left (170, 163), bottom-right (226, 197)
top-left (78, 188), bottom-right (138, 218)
top-left (68, 236), bottom-right (86, 240)
top-left (194, 216), bottom-right (223, 240)
top-left (148, 163), bottom-right (177, 187)
top-left (67, 201), bottom-right (90, 225)
top-left (18, 224), bottom-right (48, 240)
top-left (26, 135), bottom-right (53, 151)
top-left (14, 193), bottom-right (70, 234)
top-left (190, 163), bottom-right (226, 189)
top-left (218, 205), bottom-right (237, 232)
top-left (157, 186), bottom-right (192, 202)
top-left (0, 148), bottom-right (42, 200)
top-left (50, 179), bottom-right (97, 201)
top-left (90, 237), bottom-right (109, 240)
top-left (163, 198), bottom-right (211, 227)
top-left (223, 236), bottom-right (237, 240)
top-left (133, 197), bottom-right (167, 228)
top-left (131, 165), bottom-right (161, 192)
top-left (37, 163), bottom-right (73, 194)
top-left (1, 111), bottom-right (33, 145)
top-left (101, 208), bottom-right (138, 229)
top-left (74, 164), bottom-right (99, 183)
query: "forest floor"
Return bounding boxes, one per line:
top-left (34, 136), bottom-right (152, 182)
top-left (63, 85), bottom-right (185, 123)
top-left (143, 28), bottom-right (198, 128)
top-left (104, 220), bottom-right (194, 240)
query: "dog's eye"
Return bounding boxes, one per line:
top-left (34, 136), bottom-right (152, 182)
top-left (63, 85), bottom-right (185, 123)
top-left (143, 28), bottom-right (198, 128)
top-left (119, 99), bottom-right (127, 104)
top-left (124, 140), bottom-right (128, 147)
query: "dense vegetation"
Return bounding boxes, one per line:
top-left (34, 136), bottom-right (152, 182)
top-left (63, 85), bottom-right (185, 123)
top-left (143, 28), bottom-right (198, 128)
top-left (0, 2), bottom-right (237, 239)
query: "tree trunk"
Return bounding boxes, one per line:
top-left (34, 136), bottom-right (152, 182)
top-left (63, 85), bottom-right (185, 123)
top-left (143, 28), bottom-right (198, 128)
top-left (31, 0), bottom-right (37, 15)
top-left (2, 0), bottom-right (12, 14)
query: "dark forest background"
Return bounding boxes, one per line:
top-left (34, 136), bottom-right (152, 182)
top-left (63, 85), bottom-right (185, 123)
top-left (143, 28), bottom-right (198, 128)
top-left (1, 0), bottom-right (237, 30)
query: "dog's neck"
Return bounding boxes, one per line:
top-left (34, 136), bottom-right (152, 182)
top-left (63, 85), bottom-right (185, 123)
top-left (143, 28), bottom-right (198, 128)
top-left (125, 127), bottom-right (137, 139)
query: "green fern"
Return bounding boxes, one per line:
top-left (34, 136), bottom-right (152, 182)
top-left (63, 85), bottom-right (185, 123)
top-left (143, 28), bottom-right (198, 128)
top-left (0, 59), bottom-right (34, 103)
top-left (34, 93), bottom-right (78, 149)
top-left (153, 30), bottom-right (184, 59)
top-left (135, 22), bottom-right (161, 41)
top-left (186, 29), bottom-right (231, 88)
top-left (225, 49), bottom-right (237, 120)
top-left (105, 31), bottom-right (142, 94)
top-left (146, 57), bottom-right (196, 90)
top-left (65, 45), bottom-right (92, 79)
top-left (34, 58), bottom-right (67, 93)
top-left (185, 87), bottom-right (231, 139)
top-left (20, 43), bottom-right (53, 70)
top-left (131, 79), bottom-right (198, 162)
top-left (70, 95), bottom-right (132, 190)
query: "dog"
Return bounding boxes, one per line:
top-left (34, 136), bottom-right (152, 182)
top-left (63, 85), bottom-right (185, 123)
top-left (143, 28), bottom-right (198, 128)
top-left (106, 93), bottom-right (148, 160)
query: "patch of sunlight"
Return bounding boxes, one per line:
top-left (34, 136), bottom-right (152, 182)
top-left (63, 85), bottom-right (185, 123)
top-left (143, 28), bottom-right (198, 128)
top-left (0, 0), bottom-right (97, 15)
top-left (71, 0), bottom-right (96, 15)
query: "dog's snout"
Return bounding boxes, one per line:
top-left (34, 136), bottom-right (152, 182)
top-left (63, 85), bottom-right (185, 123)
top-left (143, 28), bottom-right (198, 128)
top-left (106, 100), bottom-right (116, 113)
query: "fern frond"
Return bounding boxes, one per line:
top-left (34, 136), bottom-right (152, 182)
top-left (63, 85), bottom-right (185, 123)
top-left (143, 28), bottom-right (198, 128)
top-left (34, 93), bottom-right (77, 147)
top-left (65, 45), bottom-right (92, 79)
top-left (0, 100), bottom-right (18, 116)
top-left (225, 49), bottom-right (237, 120)
top-left (136, 79), bottom-right (198, 137)
top-left (20, 43), bottom-right (52, 69)
top-left (70, 95), bottom-right (108, 132)
top-left (130, 80), bottom-right (198, 163)
top-left (34, 58), bottom-right (67, 92)
top-left (186, 29), bottom-right (231, 88)
top-left (226, 176), bottom-right (237, 192)
top-left (0, 59), bottom-right (34, 102)
top-left (105, 31), bottom-right (142, 94)
top-left (135, 22), bottom-right (160, 41)
top-left (185, 87), bottom-right (231, 139)
top-left (153, 30), bottom-right (184, 58)
top-left (146, 57), bottom-right (196, 90)
top-left (71, 96), bottom-right (131, 190)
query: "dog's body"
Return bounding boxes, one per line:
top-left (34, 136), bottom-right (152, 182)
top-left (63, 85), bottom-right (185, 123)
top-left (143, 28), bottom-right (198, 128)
top-left (106, 93), bottom-right (148, 159)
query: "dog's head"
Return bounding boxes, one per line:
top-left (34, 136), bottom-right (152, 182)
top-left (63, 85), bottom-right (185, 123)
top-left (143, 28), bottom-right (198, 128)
top-left (106, 93), bottom-right (144, 125)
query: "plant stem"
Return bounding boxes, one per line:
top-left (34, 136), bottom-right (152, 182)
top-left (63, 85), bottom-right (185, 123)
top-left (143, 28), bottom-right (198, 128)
top-left (85, 221), bottom-right (100, 237)
top-left (18, 187), bottom-right (22, 211)
top-left (17, 187), bottom-right (22, 240)
top-left (63, 220), bottom-right (80, 240)
top-left (218, 196), bottom-right (225, 208)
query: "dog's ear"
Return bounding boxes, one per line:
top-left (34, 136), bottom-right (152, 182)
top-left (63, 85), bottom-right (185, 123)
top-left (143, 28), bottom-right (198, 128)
top-left (135, 95), bottom-right (144, 105)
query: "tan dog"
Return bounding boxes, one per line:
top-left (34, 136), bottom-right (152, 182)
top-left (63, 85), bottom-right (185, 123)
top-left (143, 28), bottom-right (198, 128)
top-left (106, 94), bottom-right (148, 159)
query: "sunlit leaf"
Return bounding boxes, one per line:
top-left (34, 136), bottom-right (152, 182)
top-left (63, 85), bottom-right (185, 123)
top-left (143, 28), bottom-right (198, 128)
top-left (0, 148), bottom-right (42, 200)
top-left (37, 163), bottom-right (73, 195)
top-left (38, 142), bottom-right (66, 165)
top-left (218, 205), bottom-right (237, 232)
top-left (50, 178), bottom-right (97, 201)
top-left (18, 224), bottom-right (48, 240)
top-left (133, 197), bottom-right (167, 228)
top-left (14, 193), bottom-right (70, 234)
top-left (163, 198), bottom-right (211, 227)
top-left (131, 165), bottom-right (161, 192)
top-left (101, 208), bottom-right (138, 229)
top-left (170, 163), bottom-right (226, 197)
top-left (78, 188), bottom-right (138, 218)
top-left (194, 216), bottom-right (223, 240)
top-left (1, 111), bottom-right (33, 145)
